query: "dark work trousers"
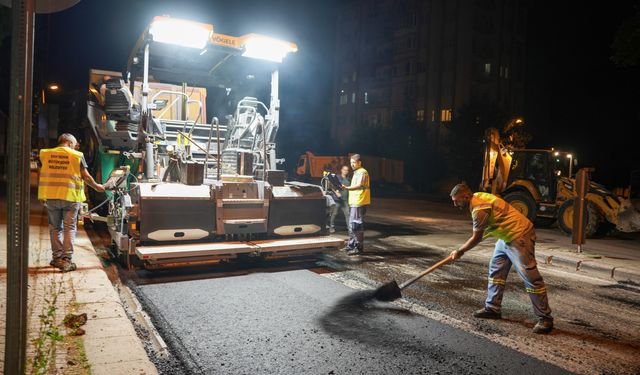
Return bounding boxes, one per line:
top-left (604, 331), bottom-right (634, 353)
top-left (329, 199), bottom-right (350, 232)
top-left (485, 229), bottom-right (553, 320)
top-left (347, 205), bottom-right (367, 251)
top-left (46, 199), bottom-right (82, 261)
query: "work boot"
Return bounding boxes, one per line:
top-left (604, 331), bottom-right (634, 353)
top-left (532, 318), bottom-right (554, 334)
top-left (49, 258), bottom-right (65, 268)
top-left (59, 260), bottom-right (77, 273)
top-left (347, 248), bottom-right (362, 256)
top-left (473, 307), bottom-right (502, 319)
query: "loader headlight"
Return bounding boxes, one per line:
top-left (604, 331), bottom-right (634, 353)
top-left (149, 17), bottom-right (213, 49)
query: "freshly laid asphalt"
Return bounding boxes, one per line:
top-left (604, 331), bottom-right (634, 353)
top-left (134, 269), bottom-right (570, 374)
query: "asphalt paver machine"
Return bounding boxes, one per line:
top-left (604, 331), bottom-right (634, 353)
top-left (86, 16), bottom-right (343, 268)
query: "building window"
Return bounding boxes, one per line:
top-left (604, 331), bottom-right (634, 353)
top-left (371, 113), bottom-right (379, 127)
top-left (351, 93), bottom-right (356, 103)
top-left (484, 63), bottom-right (491, 76)
top-left (416, 109), bottom-right (425, 122)
top-left (339, 92), bottom-right (348, 105)
top-left (441, 109), bottom-right (453, 122)
top-left (408, 36), bottom-right (416, 49)
top-left (431, 110), bottom-right (435, 122)
top-left (364, 92), bottom-right (369, 104)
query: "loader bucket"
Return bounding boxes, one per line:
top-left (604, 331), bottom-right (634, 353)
top-left (615, 199), bottom-right (640, 233)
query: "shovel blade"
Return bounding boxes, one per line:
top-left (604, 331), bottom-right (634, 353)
top-left (373, 280), bottom-right (402, 301)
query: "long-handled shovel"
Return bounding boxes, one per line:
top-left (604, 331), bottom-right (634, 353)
top-left (372, 254), bottom-right (455, 301)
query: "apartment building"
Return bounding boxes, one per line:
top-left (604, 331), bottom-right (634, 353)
top-left (331, 0), bottom-right (528, 149)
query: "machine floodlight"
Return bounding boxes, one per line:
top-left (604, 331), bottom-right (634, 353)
top-left (241, 34), bottom-right (298, 63)
top-left (149, 16), bottom-right (213, 49)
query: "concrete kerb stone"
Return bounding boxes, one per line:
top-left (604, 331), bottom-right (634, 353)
top-left (412, 236), bottom-right (640, 284)
top-left (69, 228), bottom-right (158, 374)
top-left (535, 249), bottom-right (640, 284)
top-left (611, 267), bottom-right (640, 284)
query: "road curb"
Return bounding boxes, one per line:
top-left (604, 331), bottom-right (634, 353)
top-left (398, 228), bottom-right (640, 285)
top-left (612, 267), bottom-right (640, 284)
top-left (74, 227), bottom-right (159, 374)
top-left (536, 250), bottom-right (640, 284)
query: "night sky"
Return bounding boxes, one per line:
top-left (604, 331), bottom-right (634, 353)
top-left (525, 1), bottom-right (640, 187)
top-left (3, 0), bottom-right (639, 188)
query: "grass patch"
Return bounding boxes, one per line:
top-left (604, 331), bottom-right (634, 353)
top-left (29, 278), bottom-right (65, 374)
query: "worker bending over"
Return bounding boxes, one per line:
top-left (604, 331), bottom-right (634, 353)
top-left (449, 183), bottom-right (553, 334)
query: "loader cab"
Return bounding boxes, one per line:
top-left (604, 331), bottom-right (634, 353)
top-left (508, 149), bottom-right (575, 203)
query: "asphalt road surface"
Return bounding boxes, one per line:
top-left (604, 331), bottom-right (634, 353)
top-left (132, 268), bottom-right (568, 374)
top-left (96, 197), bottom-right (640, 375)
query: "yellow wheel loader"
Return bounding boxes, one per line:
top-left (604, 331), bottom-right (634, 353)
top-left (481, 128), bottom-right (640, 237)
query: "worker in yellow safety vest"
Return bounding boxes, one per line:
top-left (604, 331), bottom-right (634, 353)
top-left (449, 183), bottom-right (554, 334)
top-left (38, 133), bottom-right (105, 272)
top-left (341, 154), bottom-right (370, 255)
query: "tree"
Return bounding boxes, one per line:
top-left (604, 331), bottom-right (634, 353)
top-left (611, 4), bottom-right (640, 67)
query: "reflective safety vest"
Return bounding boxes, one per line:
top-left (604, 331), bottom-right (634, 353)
top-left (38, 146), bottom-right (86, 202)
top-left (348, 167), bottom-right (370, 207)
top-left (470, 192), bottom-right (533, 242)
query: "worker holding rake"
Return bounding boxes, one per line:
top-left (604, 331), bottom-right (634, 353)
top-left (449, 183), bottom-right (554, 334)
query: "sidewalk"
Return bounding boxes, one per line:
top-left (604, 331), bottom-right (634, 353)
top-left (0, 183), bottom-right (157, 374)
top-left (368, 198), bottom-right (640, 285)
top-left (398, 230), bottom-right (640, 285)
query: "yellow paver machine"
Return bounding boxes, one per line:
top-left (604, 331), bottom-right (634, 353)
top-left (85, 16), bottom-right (343, 268)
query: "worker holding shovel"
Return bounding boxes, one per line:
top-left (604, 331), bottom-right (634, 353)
top-left (449, 183), bottom-right (554, 334)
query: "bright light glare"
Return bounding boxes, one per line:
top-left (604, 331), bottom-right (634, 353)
top-left (566, 154), bottom-right (572, 158)
top-left (149, 18), bottom-right (212, 49)
top-left (242, 35), bottom-right (297, 63)
top-left (48, 84), bottom-right (59, 91)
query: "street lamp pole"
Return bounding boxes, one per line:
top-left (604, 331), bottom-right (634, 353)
top-left (5, 0), bottom-right (35, 373)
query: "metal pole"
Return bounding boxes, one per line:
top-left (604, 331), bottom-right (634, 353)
top-left (141, 43), bottom-right (155, 180)
top-left (141, 43), bottom-right (150, 126)
top-left (569, 155), bottom-right (573, 177)
top-left (5, 0), bottom-right (35, 373)
top-left (572, 168), bottom-right (592, 252)
top-left (268, 69), bottom-right (279, 170)
top-left (262, 121), bottom-right (267, 182)
top-left (216, 120), bottom-right (221, 180)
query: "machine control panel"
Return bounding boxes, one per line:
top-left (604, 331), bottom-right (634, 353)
top-left (104, 166), bottom-right (129, 190)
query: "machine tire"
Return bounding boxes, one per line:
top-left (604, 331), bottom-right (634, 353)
top-left (503, 191), bottom-right (537, 223)
top-left (557, 199), bottom-right (601, 237)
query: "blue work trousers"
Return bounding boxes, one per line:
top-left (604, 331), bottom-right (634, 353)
top-left (46, 199), bottom-right (81, 261)
top-left (347, 205), bottom-right (367, 251)
top-left (485, 229), bottom-right (552, 320)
